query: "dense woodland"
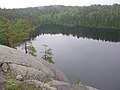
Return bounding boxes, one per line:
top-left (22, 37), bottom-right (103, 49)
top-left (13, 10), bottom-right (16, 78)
top-left (0, 4), bottom-right (120, 47)
top-left (0, 4), bottom-right (120, 29)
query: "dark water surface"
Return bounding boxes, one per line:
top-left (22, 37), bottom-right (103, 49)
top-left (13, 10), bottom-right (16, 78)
top-left (17, 25), bottom-right (120, 90)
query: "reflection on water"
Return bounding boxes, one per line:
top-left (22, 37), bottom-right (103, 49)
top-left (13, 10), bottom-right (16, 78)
top-left (32, 24), bottom-right (120, 42)
top-left (18, 25), bottom-right (120, 90)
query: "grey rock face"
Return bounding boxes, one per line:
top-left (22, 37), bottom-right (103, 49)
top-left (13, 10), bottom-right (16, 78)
top-left (16, 75), bottom-right (23, 81)
top-left (0, 45), bottom-right (68, 83)
top-left (1, 63), bottom-right (9, 73)
top-left (0, 45), bottom-right (98, 90)
top-left (0, 75), bottom-right (6, 84)
top-left (49, 80), bottom-right (98, 90)
top-left (24, 80), bottom-right (57, 90)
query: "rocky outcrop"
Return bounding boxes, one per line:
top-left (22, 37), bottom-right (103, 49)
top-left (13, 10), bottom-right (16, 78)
top-left (0, 45), bottom-right (98, 90)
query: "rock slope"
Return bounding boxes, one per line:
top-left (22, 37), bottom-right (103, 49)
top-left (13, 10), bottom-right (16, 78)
top-left (0, 45), bottom-right (98, 90)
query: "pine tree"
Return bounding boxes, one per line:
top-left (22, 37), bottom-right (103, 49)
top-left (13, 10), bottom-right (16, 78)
top-left (0, 16), bottom-right (14, 48)
top-left (13, 19), bottom-right (35, 53)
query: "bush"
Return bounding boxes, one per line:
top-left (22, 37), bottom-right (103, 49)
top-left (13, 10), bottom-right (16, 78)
top-left (6, 79), bottom-right (21, 90)
top-left (75, 78), bottom-right (82, 85)
top-left (6, 79), bottom-right (42, 90)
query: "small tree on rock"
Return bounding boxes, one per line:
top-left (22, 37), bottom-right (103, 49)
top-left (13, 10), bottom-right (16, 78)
top-left (41, 44), bottom-right (54, 64)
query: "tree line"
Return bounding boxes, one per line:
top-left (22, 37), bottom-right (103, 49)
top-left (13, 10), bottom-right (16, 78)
top-left (0, 4), bottom-right (120, 29)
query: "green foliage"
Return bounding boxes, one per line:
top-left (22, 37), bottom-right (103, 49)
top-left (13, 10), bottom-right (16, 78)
top-left (0, 4), bottom-right (120, 29)
top-left (0, 16), bottom-right (14, 47)
top-left (5, 79), bottom-right (42, 90)
top-left (0, 16), bottom-right (35, 50)
top-left (13, 19), bottom-right (35, 44)
top-left (41, 44), bottom-right (54, 64)
top-left (75, 78), bottom-right (82, 85)
top-left (38, 4), bottom-right (120, 29)
top-left (13, 19), bottom-right (35, 54)
top-left (6, 79), bottom-right (22, 90)
top-left (0, 39), bottom-right (8, 46)
top-left (45, 48), bottom-right (54, 64)
top-left (28, 43), bottom-right (37, 56)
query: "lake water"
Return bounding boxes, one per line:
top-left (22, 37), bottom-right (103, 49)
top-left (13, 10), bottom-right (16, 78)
top-left (17, 25), bottom-right (120, 90)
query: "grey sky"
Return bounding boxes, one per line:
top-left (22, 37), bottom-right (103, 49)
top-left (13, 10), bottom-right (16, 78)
top-left (0, 0), bottom-right (119, 8)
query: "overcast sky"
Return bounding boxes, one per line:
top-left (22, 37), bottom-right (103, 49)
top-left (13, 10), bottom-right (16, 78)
top-left (0, 0), bottom-right (119, 8)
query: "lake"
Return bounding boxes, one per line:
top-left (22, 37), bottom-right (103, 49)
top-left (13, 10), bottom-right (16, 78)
top-left (17, 25), bottom-right (120, 90)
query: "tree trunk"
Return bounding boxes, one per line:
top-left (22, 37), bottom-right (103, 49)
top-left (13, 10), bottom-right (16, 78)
top-left (8, 37), bottom-right (14, 48)
top-left (7, 27), bottom-right (14, 48)
top-left (25, 41), bottom-right (27, 54)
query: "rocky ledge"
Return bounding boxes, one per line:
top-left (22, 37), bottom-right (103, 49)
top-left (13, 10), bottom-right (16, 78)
top-left (0, 45), bottom-right (98, 90)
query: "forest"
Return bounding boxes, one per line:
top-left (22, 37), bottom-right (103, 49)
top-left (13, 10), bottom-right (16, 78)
top-left (0, 4), bottom-right (120, 29)
top-left (0, 4), bottom-right (120, 47)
